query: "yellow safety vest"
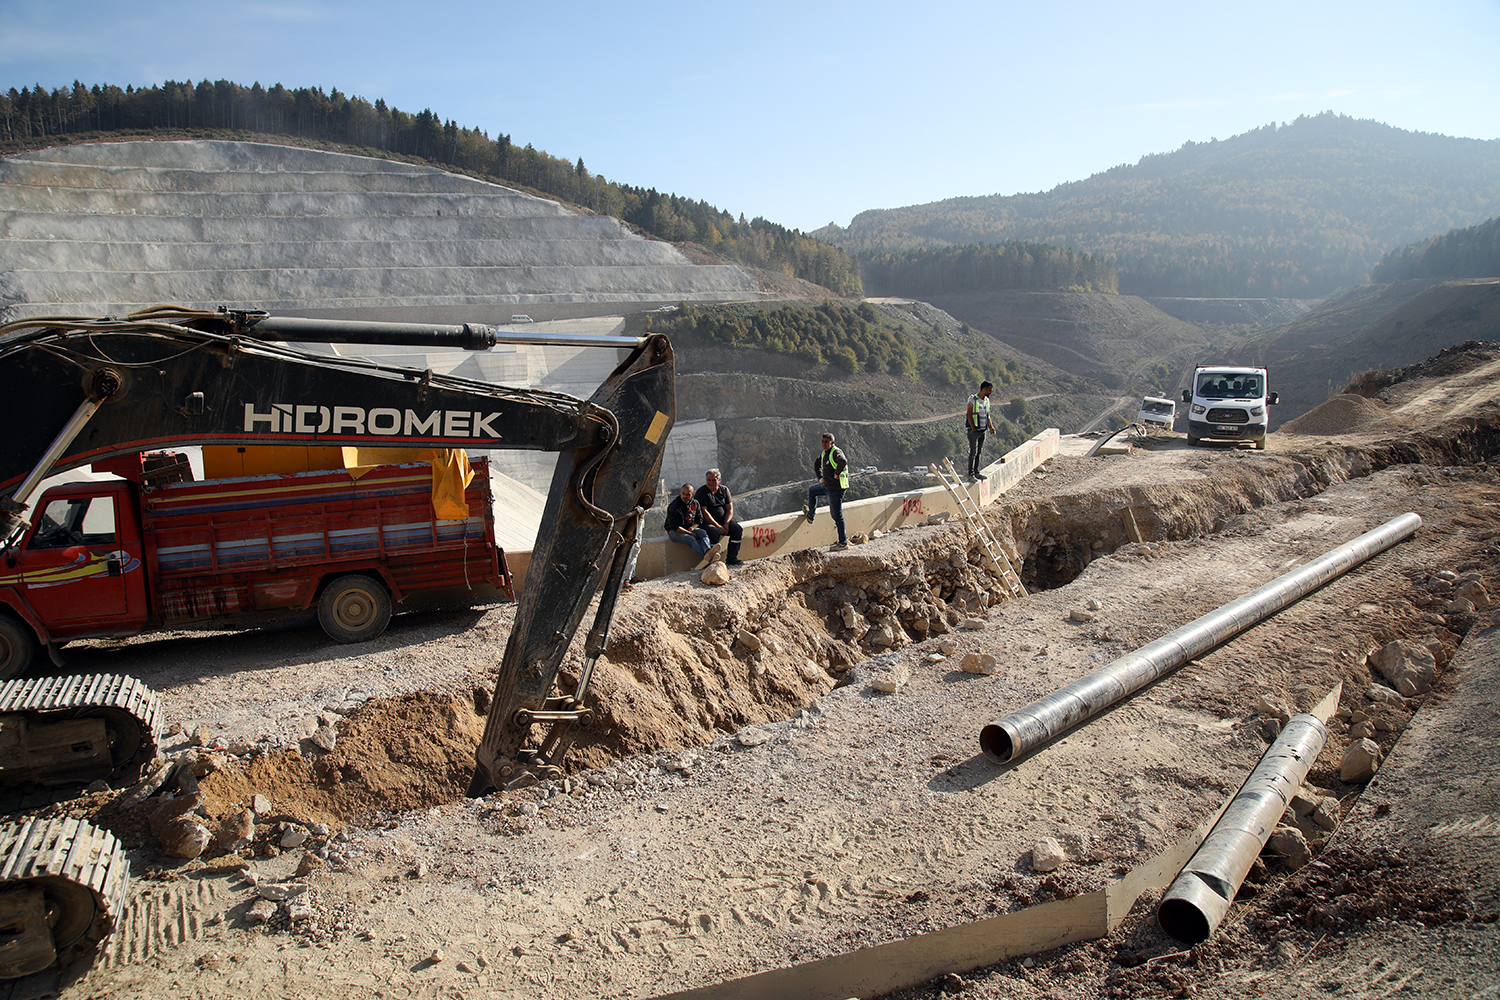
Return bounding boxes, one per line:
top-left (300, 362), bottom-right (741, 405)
top-left (823, 446), bottom-right (849, 489)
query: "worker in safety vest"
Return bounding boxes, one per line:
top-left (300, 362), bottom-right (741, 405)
top-left (966, 380), bottom-right (996, 481)
top-left (802, 432), bottom-right (850, 551)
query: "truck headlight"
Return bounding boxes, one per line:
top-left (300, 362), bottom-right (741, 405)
top-left (1250, 406), bottom-right (1264, 416)
top-left (1190, 404), bottom-right (1205, 415)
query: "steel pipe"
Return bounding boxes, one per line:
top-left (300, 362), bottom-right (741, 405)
top-left (1157, 712), bottom-right (1328, 943)
top-left (979, 512), bottom-right (1421, 763)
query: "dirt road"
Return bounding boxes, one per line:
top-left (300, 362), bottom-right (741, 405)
top-left (14, 350), bottom-right (1500, 1000)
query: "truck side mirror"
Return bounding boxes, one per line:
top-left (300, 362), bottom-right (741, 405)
top-left (1268, 392), bottom-right (1279, 405)
top-left (1180, 389), bottom-right (1191, 403)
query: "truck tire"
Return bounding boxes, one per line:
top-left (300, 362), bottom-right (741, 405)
top-left (317, 575), bottom-right (392, 644)
top-left (0, 615), bottom-right (37, 681)
top-left (1186, 434), bottom-right (1199, 446)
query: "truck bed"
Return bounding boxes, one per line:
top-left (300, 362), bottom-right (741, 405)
top-left (140, 461), bottom-right (504, 620)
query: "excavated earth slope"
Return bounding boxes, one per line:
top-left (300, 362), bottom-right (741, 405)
top-left (10, 348), bottom-right (1500, 1000)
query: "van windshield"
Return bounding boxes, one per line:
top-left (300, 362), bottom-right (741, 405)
top-left (1197, 374), bottom-right (1261, 398)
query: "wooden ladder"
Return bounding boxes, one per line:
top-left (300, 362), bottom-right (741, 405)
top-left (930, 458), bottom-right (1029, 600)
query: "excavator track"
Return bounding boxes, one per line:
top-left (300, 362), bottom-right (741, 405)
top-left (0, 675), bottom-right (164, 788)
top-left (0, 817), bottom-right (129, 978)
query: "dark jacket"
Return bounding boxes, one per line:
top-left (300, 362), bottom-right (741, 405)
top-left (813, 445), bottom-right (848, 489)
top-left (664, 495), bottom-right (703, 534)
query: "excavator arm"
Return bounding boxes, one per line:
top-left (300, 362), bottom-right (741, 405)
top-left (0, 306), bottom-right (675, 792)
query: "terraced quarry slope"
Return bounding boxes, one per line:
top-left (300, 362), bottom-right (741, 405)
top-left (0, 140), bottom-right (760, 321)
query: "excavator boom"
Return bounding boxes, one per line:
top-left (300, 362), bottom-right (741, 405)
top-left (0, 305), bottom-right (675, 790)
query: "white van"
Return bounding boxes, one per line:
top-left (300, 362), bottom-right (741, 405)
top-left (1180, 366), bottom-right (1278, 449)
top-left (1137, 396), bottom-right (1177, 431)
top-left (510, 314), bottom-right (534, 324)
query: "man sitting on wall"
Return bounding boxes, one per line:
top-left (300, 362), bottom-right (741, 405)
top-left (664, 482), bottom-right (719, 570)
top-left (695, 467), bottom-right (743, 566)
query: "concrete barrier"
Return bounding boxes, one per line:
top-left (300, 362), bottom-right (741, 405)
top-left (638, 429), bottom-right (1060, 578)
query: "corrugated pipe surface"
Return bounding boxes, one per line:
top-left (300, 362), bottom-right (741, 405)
top-left (979, 512), bottom-right (1421, 764)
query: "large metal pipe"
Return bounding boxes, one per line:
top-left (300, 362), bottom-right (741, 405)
top-left (979, 511), bottom-right (1421, 763)
top-left (1157, 712), bottom-right (1328, 943)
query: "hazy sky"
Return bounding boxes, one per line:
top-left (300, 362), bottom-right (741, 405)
top-left (4, 0), bottom-right (1498, 232)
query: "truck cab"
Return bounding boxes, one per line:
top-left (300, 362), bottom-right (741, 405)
top-left (1180, 367), bottom-right (1277, 450)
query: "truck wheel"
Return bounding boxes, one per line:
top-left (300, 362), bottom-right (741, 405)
top-left (318, 575), bottom-right (392, 643)
top-left (1186, 434), bottom-right (1199, 446)
top-left (0, 615), bottom-right (37, 681)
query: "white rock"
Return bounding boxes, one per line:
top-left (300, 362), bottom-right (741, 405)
top-left (1069, 609), bottom-right (1097, 622)
top-left (1370, 640), bottom-right (1437, 697)
top-left (1031, 837), bottom-right (1066, 872)
top-left (1085, 599), bottom-right (1103, 611)
top-left (938, 638), bottom-right (958, 655)
top-left (1365, 683), bottom-right (1404, 706)
top-left (700, 561), bottom-right (730, 586)
top-left (924, 652), bottom-right (946, 663)
top-left (245, 900), bottom-right (277, 925)
top-left (252, 794), bottom-right (273, 816)
top-left (280, 824), bottom-right (311, 849)
top-left (871, 664), bottom-right (911, 693)
top-left (736, 629), bottom-right (762, 651)
top-left (960, 652), bottom-right (998, 675)
top-left (736, 727), bottom-right (773, 747)
top-left (959, 617), bottom-right (986, 630)
top-left (257, 882), bottom-right (309, 902)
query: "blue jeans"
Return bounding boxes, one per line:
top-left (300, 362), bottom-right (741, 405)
top-left (807, 483), bottom-right (846, 543)
top-left (669, 527), bottom-right (712, 558)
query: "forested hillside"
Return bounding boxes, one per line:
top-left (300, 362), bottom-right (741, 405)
top-left (0, 79), bottom-right (860, 295)
top-left (818, 114), bottom-right (1500, 299)
top-left (1372, 215), bottom-right (1500, 283)
top-left (859, 242), bottom-right (1118, 297)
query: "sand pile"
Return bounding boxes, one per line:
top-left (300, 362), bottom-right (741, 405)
top-left (1280, 393), bottom-right (1412, 436)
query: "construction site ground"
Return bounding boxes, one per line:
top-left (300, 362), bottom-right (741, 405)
top-left (18, 348), bottom-right (1500, 1000)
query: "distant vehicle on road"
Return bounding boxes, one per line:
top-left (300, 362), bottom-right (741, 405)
top-left (1137, 395), bottom-right (1177, 431)
top-left (510, 314), bottom-right (534, 324)
top-left (857, 466), bottom-right (878, 475)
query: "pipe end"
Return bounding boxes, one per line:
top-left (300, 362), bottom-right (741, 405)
top-left (1158, 896), bottom-right (1212, 945)
top-left (979, 723), bottom-right (1014, 764)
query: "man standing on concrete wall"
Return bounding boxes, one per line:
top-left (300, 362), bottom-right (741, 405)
top-left (966, 380), bottom-right (996, 481)
top-left (803, 433), bottom-right (850, 552)
top-left (696, 468), bottom-right (743, 566)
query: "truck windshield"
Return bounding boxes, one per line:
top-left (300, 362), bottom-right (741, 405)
top-left (1197, 374), bottom-right (1261, 398)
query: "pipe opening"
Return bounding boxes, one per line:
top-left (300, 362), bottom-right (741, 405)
top-left (978, 723), bottom-right (1014, 763)
top-left (1158, 897), bottom-right (1211, 945)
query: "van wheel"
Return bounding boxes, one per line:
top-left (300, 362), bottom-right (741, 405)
top-left (1254, 437), bottom-right (1267, 451)
top-left (0, 615), bottom-right (37, 681)
top-left (1186, 434), bottom-right (1199, 446)
top-left (318, 575), bottom-right (392, 643)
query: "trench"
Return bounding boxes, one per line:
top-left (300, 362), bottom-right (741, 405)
top-left (79, 415), bottom-right (1500, 858)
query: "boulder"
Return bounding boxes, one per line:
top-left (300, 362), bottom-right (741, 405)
top-left (1369, 640), bottom-right (1438, 697)
top-left (1340, 738), bottom-right (1383, 782)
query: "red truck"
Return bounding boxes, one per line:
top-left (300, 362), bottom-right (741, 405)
top-left (0, 452), bottom-right (511, 677)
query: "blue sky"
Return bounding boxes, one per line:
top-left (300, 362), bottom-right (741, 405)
top-left (4, 0), bottom-right (1498, 232)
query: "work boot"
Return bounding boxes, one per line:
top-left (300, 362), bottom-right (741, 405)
top-left (727, 542), bottom-right (742, 566)
top-left (802, 503), bottom-right (813, 523)
top-left (829, 541), bottom-right (849, 551)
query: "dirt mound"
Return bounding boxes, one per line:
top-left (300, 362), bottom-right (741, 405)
top-left (1279, 392), bottom-right (1412, 436)
top-left (196, 691), bottom-right (485, 826)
